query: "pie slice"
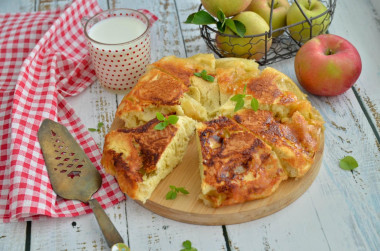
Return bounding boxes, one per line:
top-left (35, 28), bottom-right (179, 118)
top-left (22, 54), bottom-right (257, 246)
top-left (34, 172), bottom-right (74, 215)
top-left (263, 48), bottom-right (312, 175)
top-left (116, 67), bottom-right (207, 128)
top-left (101, 116), bottom-right (196, 203)
top-left (218, 67), bottom-right (308, 118)
top-left (195, 116), bottom-right (287, 207)
top-left (215, 57), bottom-right (260, 105)
top-left (233, 109), bottom-right (323, 177)
top-left (149, 54), bottom-right (220, 116)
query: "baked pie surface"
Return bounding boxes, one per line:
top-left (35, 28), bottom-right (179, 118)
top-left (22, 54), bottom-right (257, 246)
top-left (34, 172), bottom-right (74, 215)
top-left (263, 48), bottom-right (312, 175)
top-left (102, 53), bottom-right (324, 209)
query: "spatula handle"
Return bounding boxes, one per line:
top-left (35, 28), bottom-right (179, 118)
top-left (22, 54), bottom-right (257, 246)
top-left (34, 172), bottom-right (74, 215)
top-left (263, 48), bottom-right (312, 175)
top-left (88, 198), bottom-right (124, 247)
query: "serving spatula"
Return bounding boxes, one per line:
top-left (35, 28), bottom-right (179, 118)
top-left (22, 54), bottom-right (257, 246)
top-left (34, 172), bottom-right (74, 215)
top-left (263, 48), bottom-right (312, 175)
top-left (37, 118), bottom-right (124, 248)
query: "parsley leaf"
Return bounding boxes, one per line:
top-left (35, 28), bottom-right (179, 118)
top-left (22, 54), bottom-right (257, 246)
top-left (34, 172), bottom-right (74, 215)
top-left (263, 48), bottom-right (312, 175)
top-left (181, 240), bottom-right (197, 251)
top-left (165, 185), bottom-right (189, 200)
top-left (230, 84), bottom-right (260, 113)
top-left (167, 114), bottom-right (179, 124)
top-left (194, 69), bottom-right (214, 82)
top-left (339, 156), bottom-right (358, 171)
top-left (251, 97), bottom-right (259, 111)
top-left (234, 98), bottom-right (245, 112)
top-left (156, 112), bottom-right (165, 121)
top-left (88, 122), bottom-right (104, 132)
top-left (154, 112), bottom-right (178, 130)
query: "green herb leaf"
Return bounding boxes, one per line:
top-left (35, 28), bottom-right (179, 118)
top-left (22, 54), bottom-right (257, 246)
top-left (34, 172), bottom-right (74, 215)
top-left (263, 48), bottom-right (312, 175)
top-left (165, 185), bottom-right (189, 200)
top-left (166, 190), bottom-right (176, 200)
top-left (154, 122), bottom-right (167, 131)
top-left (181, 240), bottom-right (198, 251)
top-left (194, 69), bottom-right (214, 82)
top-left (169, 185), bottom-right (176, 190)
top-left (154, 113), bottom-right (178, 130)
top-left (177, 187), bottom-right (189, 194)
top-left (234, 98), bottom-right (245, 112)
top-left (251, 98), bottom-right (259, 111)
top-left (231, 84), bottom-right (260, 113)
top-left (339, 156), bottom-right (358, 171)
top-left (88, 121), bottom-right (104, 132)
top-left (204, 74), bottom-right (215, 82)
top-left (183, 240), bottom-right (192, 249)
top-left (233, 20), bottom-right (246, 38)
top-left (156, 112), bottom-right (165, 121)
top-left (193, 72), bottom-right (202, 77)
top-left (168, 115), bottom-right (179, 124)
top-left (185, 11), bottom-right (216, 25)
top-left (230, 94), bottom-right (244, 102)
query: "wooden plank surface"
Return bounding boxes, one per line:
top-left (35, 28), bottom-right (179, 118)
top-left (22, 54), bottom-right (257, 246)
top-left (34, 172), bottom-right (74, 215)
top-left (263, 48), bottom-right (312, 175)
top-left (328, 0), bottom-right (380, 137)
top-left (0, 0), bottom-right (379, 250)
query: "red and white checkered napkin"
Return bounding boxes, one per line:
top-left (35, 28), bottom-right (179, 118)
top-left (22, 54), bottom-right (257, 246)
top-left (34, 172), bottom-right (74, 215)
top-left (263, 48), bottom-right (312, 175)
top-left (0, 0), bottom-right (158, 222)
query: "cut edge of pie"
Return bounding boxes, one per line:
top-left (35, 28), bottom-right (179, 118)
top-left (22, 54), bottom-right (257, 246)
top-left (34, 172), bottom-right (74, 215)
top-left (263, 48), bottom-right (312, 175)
top-left (101, 116), bottom-right (196, 203)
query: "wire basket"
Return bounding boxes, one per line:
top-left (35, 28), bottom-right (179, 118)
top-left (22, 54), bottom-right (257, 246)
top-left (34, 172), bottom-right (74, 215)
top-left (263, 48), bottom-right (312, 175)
top-left (199, 0), bottom-right (337, 65)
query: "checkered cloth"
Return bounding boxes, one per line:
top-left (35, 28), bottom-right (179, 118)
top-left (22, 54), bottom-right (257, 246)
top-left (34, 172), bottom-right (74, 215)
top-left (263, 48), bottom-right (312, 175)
top-left (0, 0), bottom-right (157, 222)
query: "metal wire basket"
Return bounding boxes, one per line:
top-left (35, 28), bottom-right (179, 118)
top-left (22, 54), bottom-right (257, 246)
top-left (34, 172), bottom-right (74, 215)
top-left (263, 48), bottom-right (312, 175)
top-left (199, 0), bottom-right (337, 65)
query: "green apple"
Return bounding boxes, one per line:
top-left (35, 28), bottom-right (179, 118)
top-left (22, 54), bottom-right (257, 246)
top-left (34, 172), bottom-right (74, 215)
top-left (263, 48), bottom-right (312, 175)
top-left (201, 0), bottom-right (252, 18)
top-left (287, 0), bottom-right (330, 43)
top-left (216, 11), bottom-right (272, 61)
top-left (246, 0), bottom-right (290, 37)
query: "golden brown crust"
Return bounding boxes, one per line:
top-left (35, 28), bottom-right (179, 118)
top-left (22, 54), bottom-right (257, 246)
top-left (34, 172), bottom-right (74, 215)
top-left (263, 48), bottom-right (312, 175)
top-left (149, 54), bottom-right (215, 86)
top-left (197, 117), bottom-right (287, 207)
top-left (233, 109), bottom-right (322, 177)
top-left (101, 118), bottom-right (178, 200)
top-left (105, 54), bottom-right (324, 207)
top-left (116, 68), bottom-right (189, 117)
top-left (246, 68), bottom-right (298, 105)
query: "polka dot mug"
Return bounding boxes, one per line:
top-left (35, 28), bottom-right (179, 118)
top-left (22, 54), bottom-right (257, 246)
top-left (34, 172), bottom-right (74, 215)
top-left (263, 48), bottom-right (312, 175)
top-left (83, 9), bottom-right (152, 93)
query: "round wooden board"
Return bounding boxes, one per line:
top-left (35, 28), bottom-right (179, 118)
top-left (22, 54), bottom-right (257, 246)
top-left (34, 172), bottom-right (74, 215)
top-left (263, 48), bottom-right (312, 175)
top-left (110, 117), bottom-right (324, 226)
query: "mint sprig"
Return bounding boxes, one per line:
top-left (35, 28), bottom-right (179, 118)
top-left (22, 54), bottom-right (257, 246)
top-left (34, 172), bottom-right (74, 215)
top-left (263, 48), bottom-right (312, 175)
top-left (230, 84), bottom-right (259, 112)
top-left (194, 69), bottom-right (214, 82)
top-left (339, 156), bottom-right (358, 171)
top-left (88, 122), bottom-right (104, 132)
top-left (154, 112), bottom-right (179, 130)
top-left (166, 185), bottom-right (189, 200)
top-left (181, 240), bottom-right (198, 251)
top-left (185, 10), bottom-right (246, 37)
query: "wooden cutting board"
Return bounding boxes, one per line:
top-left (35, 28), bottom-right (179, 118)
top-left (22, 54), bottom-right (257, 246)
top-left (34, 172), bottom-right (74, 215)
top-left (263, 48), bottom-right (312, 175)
top-left (110, 117), bottom-right (324, 225)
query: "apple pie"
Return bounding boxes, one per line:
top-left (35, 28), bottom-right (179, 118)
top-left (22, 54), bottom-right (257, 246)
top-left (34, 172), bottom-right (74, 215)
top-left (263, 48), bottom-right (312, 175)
top-left (102, 53), bottom-right (324, 208)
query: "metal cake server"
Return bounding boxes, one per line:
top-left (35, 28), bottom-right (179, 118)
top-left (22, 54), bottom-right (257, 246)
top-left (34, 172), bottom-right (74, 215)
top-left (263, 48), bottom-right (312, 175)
top-left (37, 118), bottom-right (124, 248)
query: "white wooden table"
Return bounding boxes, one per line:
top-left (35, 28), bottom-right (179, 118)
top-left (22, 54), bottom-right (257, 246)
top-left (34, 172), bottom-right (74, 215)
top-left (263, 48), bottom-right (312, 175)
top-left (1, 0), bottom-right (379, 250)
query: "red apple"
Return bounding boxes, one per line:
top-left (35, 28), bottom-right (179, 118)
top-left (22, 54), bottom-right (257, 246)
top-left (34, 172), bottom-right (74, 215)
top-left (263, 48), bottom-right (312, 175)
top-left (294, 34), bottom-right (362, 96)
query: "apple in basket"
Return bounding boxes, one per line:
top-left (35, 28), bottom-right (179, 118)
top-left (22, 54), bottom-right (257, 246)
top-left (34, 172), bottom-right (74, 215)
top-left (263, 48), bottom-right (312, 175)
top-left (201, 0), bottom-right (253, 17)
top-left (216, 11), bottom-right (272, 61)
top-left (294, 34), bottom-right (362, 96)
top-left (246, 0), bottom-right (290, 37)
top-left (287, 0), bottom-right (330, 43)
